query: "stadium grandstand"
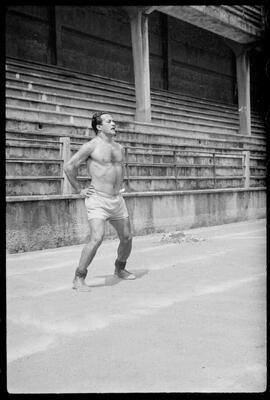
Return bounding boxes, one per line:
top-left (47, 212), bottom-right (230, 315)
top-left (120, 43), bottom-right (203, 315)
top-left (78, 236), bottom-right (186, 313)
top-left (6, 5), bottom-right (267, 252)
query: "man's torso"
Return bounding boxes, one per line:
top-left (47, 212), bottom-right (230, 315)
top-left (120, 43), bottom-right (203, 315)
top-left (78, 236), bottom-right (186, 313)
top-left (86, 137), bottom-right (124, 195)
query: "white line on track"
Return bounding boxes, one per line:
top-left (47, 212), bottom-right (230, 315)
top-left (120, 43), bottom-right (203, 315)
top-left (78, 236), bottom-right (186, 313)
top-left (115, 272), bottom-right (266, 319)
top-left (8, 247), bottom-right (264, 300)
top-left (7, 336), bottom-right (56, 363)
top-left (145, 250), bottom-right (231, 270)
top-left (5, 242), bottom-right (177, 277)
top-left (7, 247), bottom-right (230, 278)
top-left (6, 229), bottom-right (266, 277)
top-left (209, 229), bottom-right (265, 240)
top-left (195, 273), bottom-right (265, 296)
top-left (224, 236), bottom-right (266, 240)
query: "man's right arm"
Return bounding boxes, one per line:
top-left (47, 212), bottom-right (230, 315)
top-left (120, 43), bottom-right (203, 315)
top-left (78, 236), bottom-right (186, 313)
top-left (64, 141), bottom-right (94, 194)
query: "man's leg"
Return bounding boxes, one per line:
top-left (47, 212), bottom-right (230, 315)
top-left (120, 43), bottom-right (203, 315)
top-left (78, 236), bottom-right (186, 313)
top-left (109, 217), bottom-right (135, 280)
top-left (73, 218), bottom-right (105, 291)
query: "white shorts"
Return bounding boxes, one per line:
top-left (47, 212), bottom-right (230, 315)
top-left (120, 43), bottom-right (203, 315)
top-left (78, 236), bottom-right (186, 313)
top-left (85, 190), bottom-right (129, 221)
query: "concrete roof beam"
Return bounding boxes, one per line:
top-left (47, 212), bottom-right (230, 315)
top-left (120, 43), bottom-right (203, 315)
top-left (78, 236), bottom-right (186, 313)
top-left (147, 5), bottom-right (263, 43)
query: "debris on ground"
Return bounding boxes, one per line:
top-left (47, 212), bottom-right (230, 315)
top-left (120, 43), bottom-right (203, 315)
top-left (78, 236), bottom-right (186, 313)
top-left (160, 231), bottom-right (206, 244)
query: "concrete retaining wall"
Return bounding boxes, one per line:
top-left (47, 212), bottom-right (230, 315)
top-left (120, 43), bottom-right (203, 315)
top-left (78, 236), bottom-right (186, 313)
top-left (6, 188), bottom-right (266, 253)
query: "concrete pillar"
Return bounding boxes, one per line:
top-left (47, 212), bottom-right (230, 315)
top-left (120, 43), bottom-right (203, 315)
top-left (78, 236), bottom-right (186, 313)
top-left (129, 9), bottom-right (151, 122)
top-left (226, 41), bottom-right (252, 136)
top-left (236, 50), bottom-right (251, 136)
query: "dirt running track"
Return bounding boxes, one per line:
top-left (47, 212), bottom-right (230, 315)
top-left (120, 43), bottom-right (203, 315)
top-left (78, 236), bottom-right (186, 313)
top-left (6, 219), bottom-right (266, 393)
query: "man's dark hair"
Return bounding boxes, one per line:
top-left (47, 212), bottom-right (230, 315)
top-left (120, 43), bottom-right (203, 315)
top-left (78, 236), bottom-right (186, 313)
top-left (91, 111), bottom-right (110, 135)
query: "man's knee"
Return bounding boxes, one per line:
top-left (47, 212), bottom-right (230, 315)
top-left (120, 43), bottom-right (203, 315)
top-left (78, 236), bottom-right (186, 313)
top-left (89, 233), bottom-right (104, 248)
top-left (121, 232), bottom-right (132, 244)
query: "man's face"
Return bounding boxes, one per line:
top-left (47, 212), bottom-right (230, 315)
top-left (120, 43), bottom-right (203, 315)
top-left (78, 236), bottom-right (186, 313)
top-left (98, 114), bottom-right (116, 136)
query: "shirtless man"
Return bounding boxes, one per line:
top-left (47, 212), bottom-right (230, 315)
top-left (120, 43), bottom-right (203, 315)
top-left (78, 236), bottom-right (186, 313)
top-left (64, 111), bottom-right (135, 291)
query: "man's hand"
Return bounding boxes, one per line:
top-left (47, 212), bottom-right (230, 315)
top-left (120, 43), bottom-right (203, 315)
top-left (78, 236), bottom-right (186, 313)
top-left (80, 186), bottom-right (95, 198)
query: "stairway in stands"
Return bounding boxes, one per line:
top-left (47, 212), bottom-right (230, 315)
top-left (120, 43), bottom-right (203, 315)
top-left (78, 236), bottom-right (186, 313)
top-left (5, 57), bottom-right (266, 196)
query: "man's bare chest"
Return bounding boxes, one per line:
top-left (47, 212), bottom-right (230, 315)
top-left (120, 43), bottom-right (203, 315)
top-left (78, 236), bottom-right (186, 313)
top-left (90, 142), bottom-right (123, 164)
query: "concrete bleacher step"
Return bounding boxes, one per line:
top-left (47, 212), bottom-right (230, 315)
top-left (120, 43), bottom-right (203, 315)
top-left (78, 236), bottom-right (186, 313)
top-left (5, 136), bottom-right (265, 197)
top-left (125, 176), bottom-right (244, 191)
top-left (127, 164), bottom-right (244, 178)
top-left (72, 164), bottom-right (245, 181)
top-left (5, 58), bottom-right (267, 198)
top-left (250, 178), bottom-right (266, 187)
top-left (6, 75), bottom-right (265, 134)
top-left (5, 138), bottom-right (246, 167)
top-left (6, 85), bottom-right (134, 114)
top-left (5, 76), bottom-right (134, 104)
top-left (6, 103), bottom-right (133, 127)
top-left (5, 150), bottom-right (264, 196)
top-left (7, 104), bottom-right (266, 146)
top-left (3, 177), bottom-right (232, 196)
top-left (151, 88), bottom-right (264, 126)
top-left (6, 175), bottom-right (92, 196)
top-left (6, 58), bottom-right (265, 130)
top-left (8, 125), bottom-right (260, 194)
top-left (6, 85), bottom-right (242, 129)
top-left (5, 58), bottom-right (261, 117)
top-left (6, 159), bottom-right (62, 176)
top-left (6, 57), bottom-right (136, 91)
top-left (6, 177), bottom-right (63, 196)
top-left (6, 84), bottom-right (265, 138)
top-left (126, 147), bottom-right (244, 164)
top-left (6, 139), bottom-right (265, 176)
top-left (4, 77), bottom-right (244, 124)
top-left (71, 174), bottom-right (246, 191)
top-left (5, 116), bottom-right (266, 160)
top-left (126, 151), bottom-right (265, 181)
top-left (249, 156), bottom-right (266, 168)
top-left (6, 173), bottom-right (264, 196)
top-left (6, 89), bottom-right (263, 137)
top-left (6, 60), bottom-right (264, 124)
top-left (6, 96), bottom-right (242, 136)
top-left (76, 150), bottom-right (245, 175)
top-left (5, 69), bottom-right (136, 110)
top-left (6, 139), bottom-right (61, 159)
top-left (6, 70), bottom-right (265, 134)
top-left (249, 166), bottom-right (266, 176)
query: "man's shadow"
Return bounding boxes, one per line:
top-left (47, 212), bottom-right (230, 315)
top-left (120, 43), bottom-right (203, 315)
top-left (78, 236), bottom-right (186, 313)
top-left (90, 269), bottom-right (149, 287)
